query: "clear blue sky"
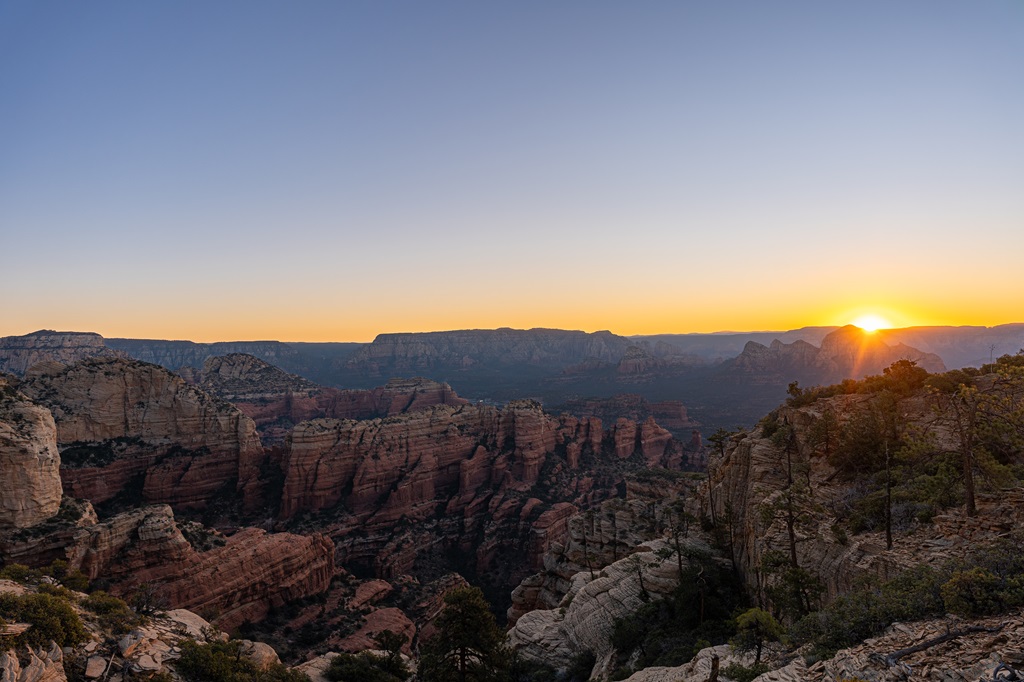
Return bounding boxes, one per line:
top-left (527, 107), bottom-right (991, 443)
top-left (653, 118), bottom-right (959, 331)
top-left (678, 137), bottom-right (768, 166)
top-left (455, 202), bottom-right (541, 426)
top-left (2, 1), bottom-right (1022, 341)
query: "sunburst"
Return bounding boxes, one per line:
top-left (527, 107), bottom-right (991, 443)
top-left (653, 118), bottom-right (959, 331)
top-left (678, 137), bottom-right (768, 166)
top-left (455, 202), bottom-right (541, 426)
top-left (851, 314), bottom-right (891, 333)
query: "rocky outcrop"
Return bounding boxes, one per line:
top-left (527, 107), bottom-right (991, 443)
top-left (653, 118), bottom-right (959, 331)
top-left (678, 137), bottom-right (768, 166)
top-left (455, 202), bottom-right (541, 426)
top-left (0, 331), bottom-right (124, 377)
top-left (19, 357), bottom-right (263, 510)
top-left (616, 345), bottom-right (662, 376)
top-left (508, 475), bottom-right (697, 624)
top-left (0, 378), bottom-right (62, 528)
top-left (121, 526), bottom-right (334, 630)
top-left (179, 354), bottom-right (468, 444)
top-left (281, 400), bottom-right (687, 600)
top-left (0, 503), bottom-right (333, 632)
top-left (698, 386), bottom-right (1024, 608)
top-left (0, 643), bottom-right (66, 682)
top-left (2, 571), bottom-right (300, 682)
top-left (724, 325), bottom-right (946, 386)
top-left (281, 401), bottom-right (611, 521)
top-left (509, 539), bottom-right (705, 678)
top-left (179, 353), bottom-right (322, 401)
top-left (620, 646), bottom-right (751, 682)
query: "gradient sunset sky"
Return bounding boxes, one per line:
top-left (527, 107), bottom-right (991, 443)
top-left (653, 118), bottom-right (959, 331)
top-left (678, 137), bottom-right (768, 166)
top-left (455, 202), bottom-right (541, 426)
top-left (2, 1), bottom-right (1022, 342)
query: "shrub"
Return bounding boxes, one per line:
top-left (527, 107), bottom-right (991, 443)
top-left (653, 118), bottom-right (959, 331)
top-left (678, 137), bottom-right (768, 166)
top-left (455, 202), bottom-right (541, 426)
top-left (176, 640), bottom-right (308, 682)
top-left (82, 591), bottom-right (140, 634)
top-left (941, 567), bottom-right (1022, 617)
top-left (45, 560), bottom-right (90, 592)
top-left (0, 563), bottom-right (37, 583)
top-left (0, 592), bottom-right (89, 648)
top-left (791, 564), bottom-right (946, 658)
top-left (722, 662), bottom-right (771, 682)
top-left (566, 650), bottom-right (596, 682)
top-left (326, 653), bottom-right (403, 682)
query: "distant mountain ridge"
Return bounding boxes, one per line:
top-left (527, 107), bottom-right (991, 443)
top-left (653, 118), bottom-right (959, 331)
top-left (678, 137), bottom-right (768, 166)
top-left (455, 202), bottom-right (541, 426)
top-left (722, 325), bottom-right (947, 385)
top-left (3, 324), bottom-right (1023, 433)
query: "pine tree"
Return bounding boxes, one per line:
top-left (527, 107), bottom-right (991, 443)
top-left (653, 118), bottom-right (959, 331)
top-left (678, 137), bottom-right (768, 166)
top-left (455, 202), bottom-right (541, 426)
top-left (419, 586), bottom-right (509, 682)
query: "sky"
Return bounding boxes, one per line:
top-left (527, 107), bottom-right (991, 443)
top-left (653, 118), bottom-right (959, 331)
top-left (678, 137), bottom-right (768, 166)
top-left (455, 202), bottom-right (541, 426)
top-left (2, 1), bottom-right (1022, 342)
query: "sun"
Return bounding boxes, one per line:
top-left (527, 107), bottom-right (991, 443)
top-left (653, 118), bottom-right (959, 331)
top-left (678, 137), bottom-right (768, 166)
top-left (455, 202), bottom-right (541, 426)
top-left (851, 314), bottom-right (891, 333)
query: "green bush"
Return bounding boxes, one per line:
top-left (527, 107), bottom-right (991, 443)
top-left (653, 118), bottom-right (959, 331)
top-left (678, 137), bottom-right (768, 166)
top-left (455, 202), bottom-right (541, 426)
top-left (566, 650), bottom-right (596, 682)
top-left (176, 640), bottom-right (308, 682)
top-left (722, 662), bottom-right (771, 682)
top-left (941, 568), bottom-right (1003, 617)
top-left (325, 653), bottom-right (406, 682)
top-left (45, 560), bottom-right (90, 592)
top-left (82, 591), bottom-right (141, 634)
top-left (0, 563), bottom-right (37, 583)
top-left (0, 592), bottom-right (89, 648)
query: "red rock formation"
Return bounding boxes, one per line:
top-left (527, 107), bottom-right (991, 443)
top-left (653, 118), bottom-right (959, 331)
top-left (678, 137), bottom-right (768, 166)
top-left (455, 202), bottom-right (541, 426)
top-left (0, 378), bottom-right (63, 528)
top-left (0, 503), bottom-right (333, 631)
top-left (279, 399), bottom-right (684, 597)
top-left (333, 608), bottom-right (415, 654)
top-left (182, 354), bottom-right (468, 445)
top-left (122, 526), bottom-right (335, 630)
top-left (611, 418), bottom-right (638, 459)
top-left (281, 401), bottom-right (623, 522)
top-left (20, 357), bottom-right (263, 511)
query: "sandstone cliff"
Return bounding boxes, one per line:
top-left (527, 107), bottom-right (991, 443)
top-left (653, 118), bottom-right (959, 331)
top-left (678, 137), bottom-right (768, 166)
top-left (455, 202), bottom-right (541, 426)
top-left (0, 331), bottom-right (124, 377)
top-left (699, 379), bottom-right (1024, 610)
top-left (280, 400), bottom-right (688, 603)
top-left (509, 538), bottom-right (706, 678)
top-left (0, 378), bottom-right (62, 528)
top-left (0, 503), bottom-right (334, 632)
top-left (508, 474), bottom-right (698, 624)
top-left (19, 357), bottom-right (264, 511)
top-left (106, 338), bottom-right (306, 373)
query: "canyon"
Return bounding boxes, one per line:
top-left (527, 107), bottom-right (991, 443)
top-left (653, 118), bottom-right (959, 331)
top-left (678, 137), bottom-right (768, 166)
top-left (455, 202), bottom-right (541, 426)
top-left (3, 328), bottom-right (1024, 681)
top-left (0, 348), bottom-right (698, 668)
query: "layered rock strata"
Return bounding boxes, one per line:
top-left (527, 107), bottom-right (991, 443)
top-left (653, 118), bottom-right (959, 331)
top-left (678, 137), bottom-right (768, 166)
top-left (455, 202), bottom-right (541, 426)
top-left (508, 475), bottom-right (698, 623)
top-left (0, 503), bottom-right (333, 631)
top-left (0, 378), bottom-right (62, 528)
top-left (19, 357), bottom-right (263, 510)
top-left (0, 330), bottom-right (124, 377)
top-left (280, 400), bottom-right (687, 592)
top-left (180, 354), bottom-right (467, 443)
top-left (508, 539), bottom-right (709, 678)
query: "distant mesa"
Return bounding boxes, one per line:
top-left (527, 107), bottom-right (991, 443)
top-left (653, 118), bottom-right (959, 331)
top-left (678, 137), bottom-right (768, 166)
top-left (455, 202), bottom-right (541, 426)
top-left (0, 329), bottom-right (126, 376)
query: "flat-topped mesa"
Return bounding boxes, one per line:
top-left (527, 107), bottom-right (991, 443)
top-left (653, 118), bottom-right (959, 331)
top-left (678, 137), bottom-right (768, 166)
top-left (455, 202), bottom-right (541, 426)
top-left (0, 377), bottom-right (63, 528)
top-left (0, 330), bottom-right (125, 376)
top-left (19, 356), bottom-right (264, 511)
top-left (346, 328), bottom-right (635, 376)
